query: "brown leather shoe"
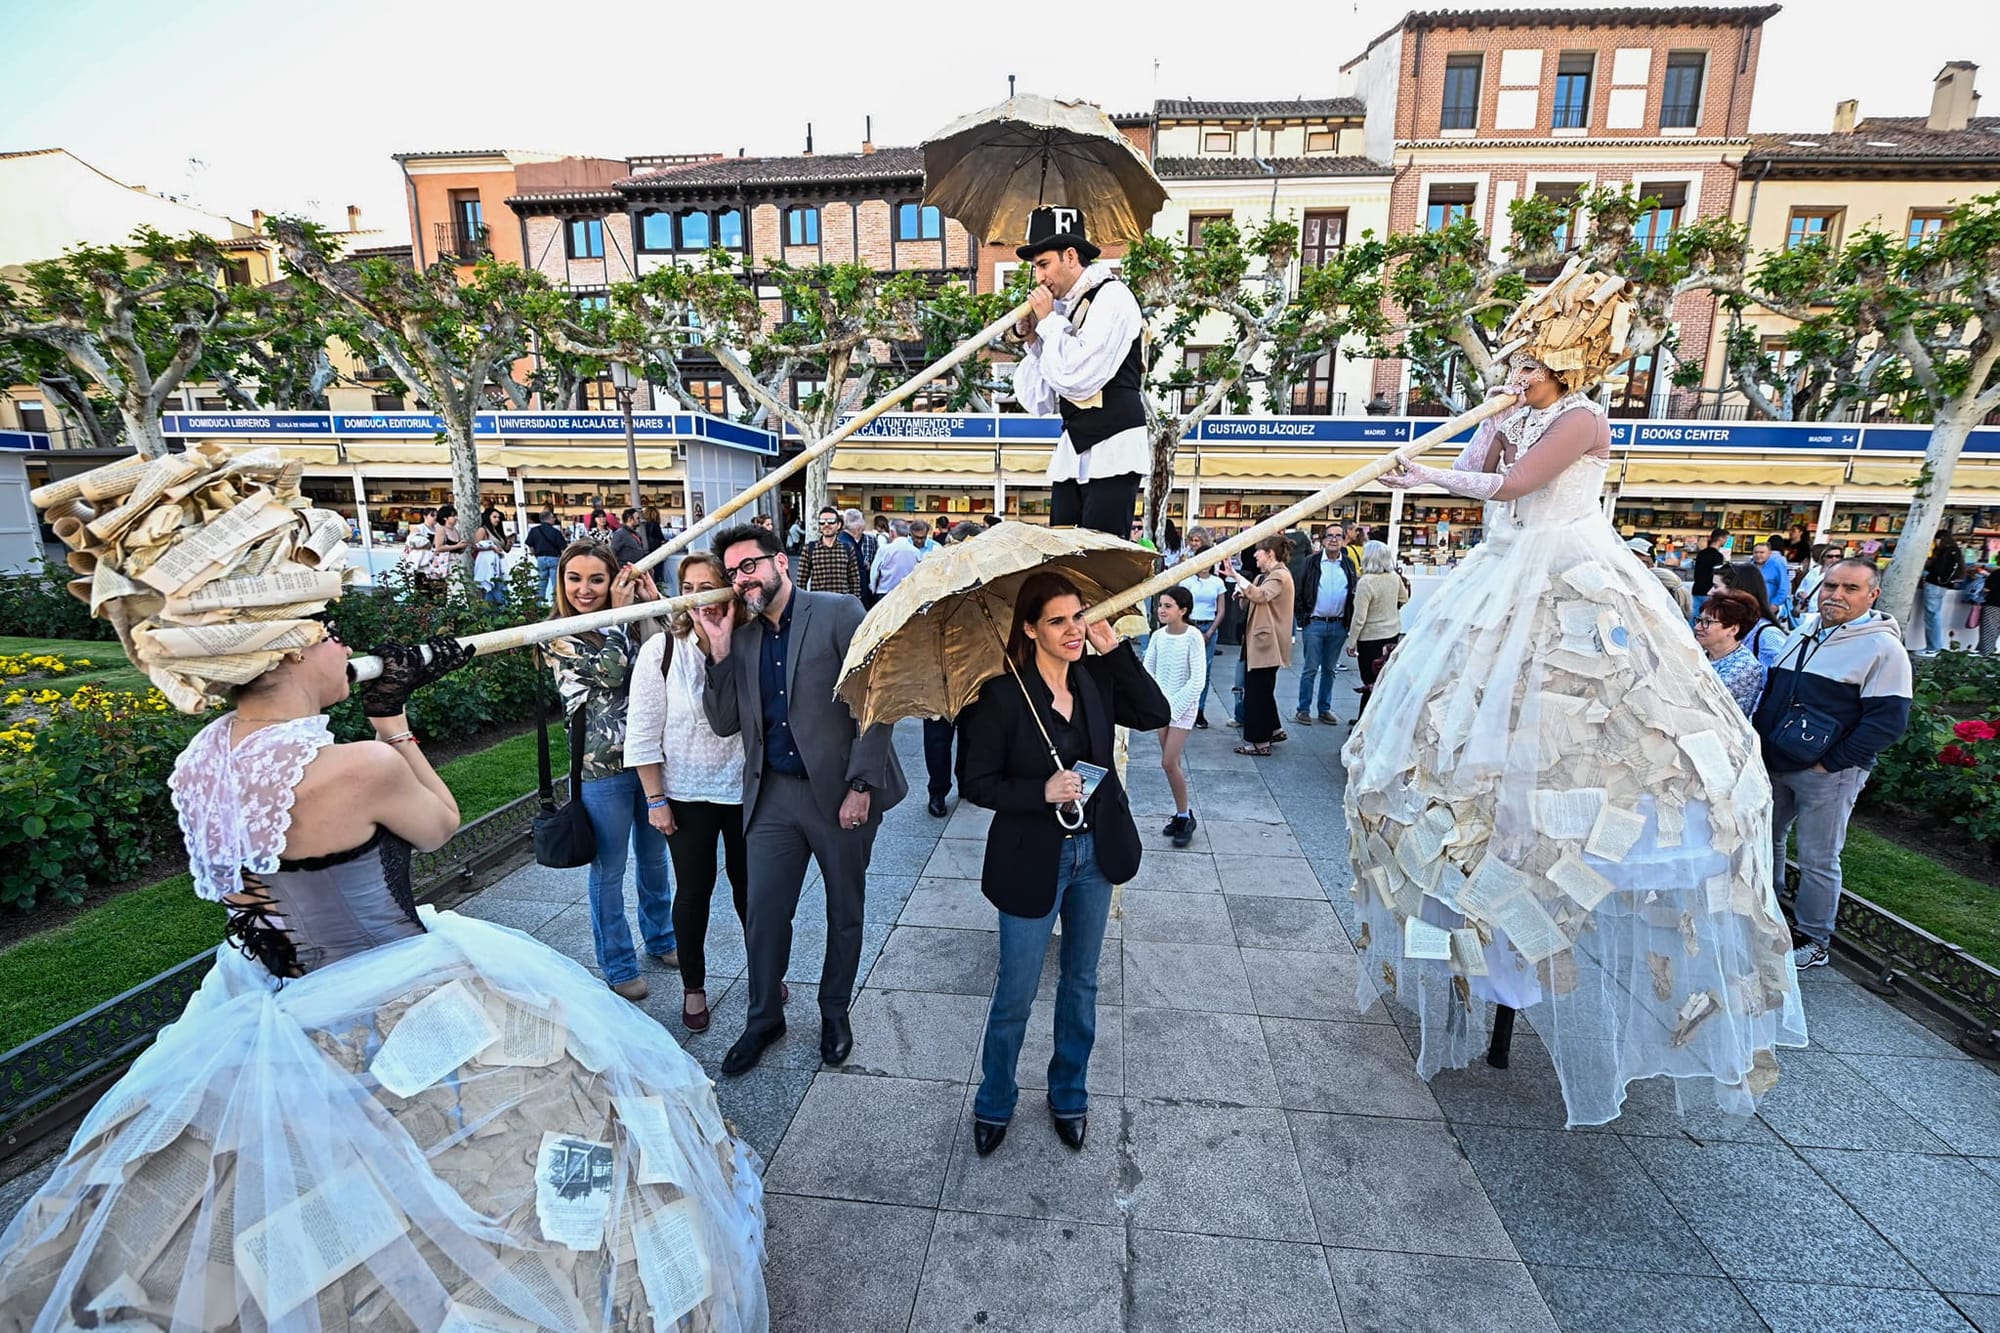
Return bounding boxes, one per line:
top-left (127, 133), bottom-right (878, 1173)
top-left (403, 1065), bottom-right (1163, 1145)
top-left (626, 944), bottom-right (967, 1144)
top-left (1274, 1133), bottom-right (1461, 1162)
top-left (610, 976), bottom-right (650, 1001)
top-left (682, 988), bottom-right (710, 1033)
top-left (652, 950), bottom-right (680, 969)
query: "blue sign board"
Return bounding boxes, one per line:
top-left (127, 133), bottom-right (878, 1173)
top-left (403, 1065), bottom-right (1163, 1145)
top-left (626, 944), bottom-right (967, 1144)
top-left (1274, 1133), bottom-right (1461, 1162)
top-left (1622, 421), bottom-right (1863, 451)
top-left (162, 412), bottom-right (334, 436)
top-left (161, 409), bottom-right (777, 454)
top-left (0, 430), bottom-right (51, 451)
top-left (331, 412), bottom-right (449, 435)
top-left (1862, 425), bottom-right (2000, 455)
top-left (1198, 417), bottom-right (1411, 444)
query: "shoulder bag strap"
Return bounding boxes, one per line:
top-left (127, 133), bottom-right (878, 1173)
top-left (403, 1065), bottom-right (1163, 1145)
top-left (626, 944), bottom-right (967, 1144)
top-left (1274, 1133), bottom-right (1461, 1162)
top-left (534, 648), bottom-right (555, 805)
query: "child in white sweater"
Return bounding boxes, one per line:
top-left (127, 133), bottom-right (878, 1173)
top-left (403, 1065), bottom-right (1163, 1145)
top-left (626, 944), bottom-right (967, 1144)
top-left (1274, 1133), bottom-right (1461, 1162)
top-left (1144, 586), bottom-right (1208, 847)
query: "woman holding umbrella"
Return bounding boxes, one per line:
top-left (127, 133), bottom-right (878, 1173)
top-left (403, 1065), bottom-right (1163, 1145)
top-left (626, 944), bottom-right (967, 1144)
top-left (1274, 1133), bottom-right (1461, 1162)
top-left (958, 572), bottom-right (1170, 1156)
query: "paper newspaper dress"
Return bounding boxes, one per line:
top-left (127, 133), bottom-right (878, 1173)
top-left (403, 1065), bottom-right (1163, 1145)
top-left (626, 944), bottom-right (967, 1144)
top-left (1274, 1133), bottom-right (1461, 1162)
top-left (1341, 397), bottom-right (1807, 1126)
top-left (0, 712), bottom-right (768, 1332)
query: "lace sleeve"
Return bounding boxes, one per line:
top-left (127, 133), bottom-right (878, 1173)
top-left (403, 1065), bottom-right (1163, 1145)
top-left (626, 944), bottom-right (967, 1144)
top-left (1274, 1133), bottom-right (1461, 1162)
top-left (168, 713), bottom-right (335, 902)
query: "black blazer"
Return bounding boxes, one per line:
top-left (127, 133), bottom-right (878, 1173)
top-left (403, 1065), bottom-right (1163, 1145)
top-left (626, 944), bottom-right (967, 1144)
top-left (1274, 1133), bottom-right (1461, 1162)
top-left (957, 642), bottom-right (1171, 917)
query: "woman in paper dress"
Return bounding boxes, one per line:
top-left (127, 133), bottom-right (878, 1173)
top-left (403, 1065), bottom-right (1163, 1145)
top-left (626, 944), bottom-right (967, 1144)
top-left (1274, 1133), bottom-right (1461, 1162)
top-left (1345, 352), bottom-right (1806, 1126)
top-left (0, 637), bottom-right (767, 1325)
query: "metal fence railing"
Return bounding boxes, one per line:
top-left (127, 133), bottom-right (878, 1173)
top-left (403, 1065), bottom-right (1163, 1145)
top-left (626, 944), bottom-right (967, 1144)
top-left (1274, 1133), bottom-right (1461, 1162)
top-left (0, 790), bottom-right (544, 1158)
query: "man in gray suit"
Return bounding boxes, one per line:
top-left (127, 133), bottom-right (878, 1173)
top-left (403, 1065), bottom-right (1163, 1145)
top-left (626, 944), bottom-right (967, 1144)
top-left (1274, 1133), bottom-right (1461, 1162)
top-left (703, 522), bottom-right (907, 1074)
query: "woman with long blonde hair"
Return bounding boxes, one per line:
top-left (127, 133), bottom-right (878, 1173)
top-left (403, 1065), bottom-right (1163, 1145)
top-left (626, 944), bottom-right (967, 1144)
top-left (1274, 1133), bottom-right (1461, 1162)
top-left (626, 551), bottom-right (754, 1031)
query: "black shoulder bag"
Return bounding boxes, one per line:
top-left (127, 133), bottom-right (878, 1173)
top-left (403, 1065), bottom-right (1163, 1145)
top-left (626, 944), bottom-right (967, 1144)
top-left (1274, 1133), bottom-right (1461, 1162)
top-left (532, 650), bottom-right (597, 868)
top-left (1765, 628), bottom-right (1842, 768)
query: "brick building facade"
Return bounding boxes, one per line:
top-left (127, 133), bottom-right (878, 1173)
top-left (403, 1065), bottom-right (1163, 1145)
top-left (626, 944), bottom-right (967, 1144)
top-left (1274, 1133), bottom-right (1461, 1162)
top-left (1340, 4), bottom-right (1780, 413)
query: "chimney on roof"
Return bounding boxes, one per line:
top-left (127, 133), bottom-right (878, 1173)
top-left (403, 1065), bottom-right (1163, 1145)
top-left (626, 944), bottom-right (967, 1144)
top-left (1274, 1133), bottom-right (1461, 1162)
top-left (1929, 61), bottom-right (1980, 132)
top-left (1832, 99), bottom-right (1858, 133)
top-left (863, 115), bottom-right (874, 155)
top-left (346, 204), bottom-right (362, 232)
top-left (250, 208), bottom-right (265, 231)
top-left (804, 123), bottom-right (814, 156)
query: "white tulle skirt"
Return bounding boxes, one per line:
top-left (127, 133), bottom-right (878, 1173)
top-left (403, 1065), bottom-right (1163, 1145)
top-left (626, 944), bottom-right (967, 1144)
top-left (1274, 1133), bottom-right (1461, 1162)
top-left (1342, 506), bottom-right (1807, 1127)
top-left (0, 910), bottom-right (767, 1332)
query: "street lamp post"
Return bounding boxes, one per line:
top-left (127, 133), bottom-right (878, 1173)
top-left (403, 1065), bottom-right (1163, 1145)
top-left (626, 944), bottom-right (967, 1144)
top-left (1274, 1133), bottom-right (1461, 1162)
top-left (608, 361), bottom-right (642, 511)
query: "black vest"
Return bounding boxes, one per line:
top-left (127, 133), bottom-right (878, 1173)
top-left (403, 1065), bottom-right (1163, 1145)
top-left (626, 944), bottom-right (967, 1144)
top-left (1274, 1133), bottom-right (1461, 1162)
top-left (1056, 278), bottom-right (1147, 453)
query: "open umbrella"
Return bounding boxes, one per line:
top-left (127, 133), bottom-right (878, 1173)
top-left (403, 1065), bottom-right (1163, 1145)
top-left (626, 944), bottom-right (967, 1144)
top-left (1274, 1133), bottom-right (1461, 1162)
top-left (922, 95), bottom-right (1168, 246)
top-left (836, 523), bottom-right (1157, 730)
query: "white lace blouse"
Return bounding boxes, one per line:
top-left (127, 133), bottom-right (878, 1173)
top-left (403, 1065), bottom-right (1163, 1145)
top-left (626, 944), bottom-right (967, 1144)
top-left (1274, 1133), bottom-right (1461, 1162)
top-left (625, 630), bottom-right (745, 805)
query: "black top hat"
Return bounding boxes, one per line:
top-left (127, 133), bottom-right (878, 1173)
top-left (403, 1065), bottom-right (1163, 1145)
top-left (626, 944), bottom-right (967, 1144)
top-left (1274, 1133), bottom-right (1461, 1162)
top-left (1016, 205), bottom-right (1102, 262)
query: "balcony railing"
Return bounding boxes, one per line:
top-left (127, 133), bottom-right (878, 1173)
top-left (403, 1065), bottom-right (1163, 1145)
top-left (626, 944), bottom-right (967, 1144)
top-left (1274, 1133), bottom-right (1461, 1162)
top-left (436, 220), bottom-right (490, 263)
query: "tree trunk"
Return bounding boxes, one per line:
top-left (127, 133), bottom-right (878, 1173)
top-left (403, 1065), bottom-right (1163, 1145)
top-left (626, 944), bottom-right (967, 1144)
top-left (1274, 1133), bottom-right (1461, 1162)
top-left (803, 439), bottom-right (831, 522)
top-left (1144, 419), bottom-right (1179, 548)
top-left (443, 407), bottom-right (483, 578)
top-left (1879, 410), bottom-right (1974, 633)
top-left (122, 407), bottom-right (169, 459)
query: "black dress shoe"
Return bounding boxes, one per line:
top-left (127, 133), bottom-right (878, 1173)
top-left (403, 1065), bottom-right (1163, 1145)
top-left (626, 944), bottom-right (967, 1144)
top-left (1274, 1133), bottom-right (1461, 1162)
top-left (1049, 1104), bottom-right (1087, 1151)
top-left (820, 1011), bottom-right (853, 1065)
top-left (721, 1023), bottom-right (784, 1077)
top-left (973, 1119), bottom-right (1008, 1156)
top-left (927, 794), bottom-right (948, 817)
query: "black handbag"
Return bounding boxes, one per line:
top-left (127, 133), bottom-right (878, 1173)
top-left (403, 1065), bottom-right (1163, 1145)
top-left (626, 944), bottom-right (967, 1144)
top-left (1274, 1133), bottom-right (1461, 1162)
top-left (532, 653), bottom-right (596, 869)
top-left (1766, 632), bottom-right (1840, 768)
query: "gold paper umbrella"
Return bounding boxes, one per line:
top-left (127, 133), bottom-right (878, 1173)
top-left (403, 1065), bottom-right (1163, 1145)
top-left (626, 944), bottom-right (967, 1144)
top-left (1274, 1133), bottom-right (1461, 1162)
top-left (836, 524), bottom-right (1158, 730)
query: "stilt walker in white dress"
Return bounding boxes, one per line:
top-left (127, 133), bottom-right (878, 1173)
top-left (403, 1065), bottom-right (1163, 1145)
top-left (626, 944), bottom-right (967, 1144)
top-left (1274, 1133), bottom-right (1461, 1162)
top-left (1343, 351), bottom-right (1807, 1127)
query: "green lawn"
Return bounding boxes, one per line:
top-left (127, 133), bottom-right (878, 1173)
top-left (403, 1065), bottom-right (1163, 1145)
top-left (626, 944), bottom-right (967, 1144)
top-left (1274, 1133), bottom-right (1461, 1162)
top-left (0, 730), bottom-right (540, 1053)
top-left (1841, 826), bottom-right (2000, 970)
top-left (0, 634), bottom-right (154, 698)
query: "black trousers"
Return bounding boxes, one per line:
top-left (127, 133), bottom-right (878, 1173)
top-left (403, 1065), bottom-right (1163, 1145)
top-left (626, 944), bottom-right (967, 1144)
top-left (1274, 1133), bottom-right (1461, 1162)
top-left (1355, 635), bottom-right (1400, 718)
top-left (1243, 665), bottom-right (1281, 744)
top-left (742, 774), bottom-right (875, 1034)
top-left (663, 799), bottom-right (749, 992)
top-left (923, 716), bottom-right (957, 798)
top-left (1051, 473), bottom-right (1142, 539)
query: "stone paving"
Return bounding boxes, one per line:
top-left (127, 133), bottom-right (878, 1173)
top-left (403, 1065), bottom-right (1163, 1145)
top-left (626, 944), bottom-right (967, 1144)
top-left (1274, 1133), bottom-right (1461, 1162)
top-left (459, 660), bottom-right (2000, 1333)
top-left (5, 664), bottom-right (1999, 1331)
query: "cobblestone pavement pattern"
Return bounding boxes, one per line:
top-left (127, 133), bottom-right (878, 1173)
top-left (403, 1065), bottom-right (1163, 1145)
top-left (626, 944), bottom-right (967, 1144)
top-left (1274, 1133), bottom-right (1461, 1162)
top-left (5, 663), bottom-right (1998, 1332)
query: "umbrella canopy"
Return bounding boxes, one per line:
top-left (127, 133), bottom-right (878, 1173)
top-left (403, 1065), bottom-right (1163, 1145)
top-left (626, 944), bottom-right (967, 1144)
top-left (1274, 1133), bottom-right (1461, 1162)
top-left (922, 95), bottom-right (1168, 246)
top-left (837, 524), bottom-right (1158, 730)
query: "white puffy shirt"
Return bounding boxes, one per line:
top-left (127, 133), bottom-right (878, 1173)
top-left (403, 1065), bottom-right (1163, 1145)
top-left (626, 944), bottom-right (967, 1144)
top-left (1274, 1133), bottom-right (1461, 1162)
top-left (624, 629), bottom-right (745, 805)
top-left (1012, 263), bottom-right (1150, 485)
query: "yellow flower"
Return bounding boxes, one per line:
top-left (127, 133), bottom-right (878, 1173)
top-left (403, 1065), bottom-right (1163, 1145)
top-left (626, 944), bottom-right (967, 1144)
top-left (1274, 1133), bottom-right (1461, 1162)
top-left (73, 658), bottom-right (92, 667)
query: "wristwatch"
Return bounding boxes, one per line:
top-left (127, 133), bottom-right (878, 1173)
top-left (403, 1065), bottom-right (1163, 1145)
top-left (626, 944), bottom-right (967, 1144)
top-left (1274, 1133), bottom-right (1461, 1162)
top-left (847, 778), bottom-right (870, 793)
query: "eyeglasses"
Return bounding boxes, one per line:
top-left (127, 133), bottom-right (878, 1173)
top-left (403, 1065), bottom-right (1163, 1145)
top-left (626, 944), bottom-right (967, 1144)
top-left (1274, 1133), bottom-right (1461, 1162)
top-left (723, 554), bottom-right (776, 581)
top-left (1692, 617), bottom-right (1721, 628)
top-left (818, 519), bottom-right (838, 527)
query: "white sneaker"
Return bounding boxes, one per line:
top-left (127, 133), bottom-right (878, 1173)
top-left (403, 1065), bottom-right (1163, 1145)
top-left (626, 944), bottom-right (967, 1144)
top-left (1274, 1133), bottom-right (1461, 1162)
top-left (1790, 941), bottom-right (1830, 970)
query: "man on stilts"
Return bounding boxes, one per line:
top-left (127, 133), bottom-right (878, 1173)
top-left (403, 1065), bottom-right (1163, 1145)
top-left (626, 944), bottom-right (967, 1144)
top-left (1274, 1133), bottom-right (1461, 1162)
top-left (1010, 205), bottom-right (1148, 538)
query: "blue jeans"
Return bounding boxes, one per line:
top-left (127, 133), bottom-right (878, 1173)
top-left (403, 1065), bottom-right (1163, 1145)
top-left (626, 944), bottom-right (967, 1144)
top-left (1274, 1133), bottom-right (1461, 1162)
top-left (1232, 651), bottom-right (1247, 725)
top-left (1189, 622), bottom-right (1221, 714)
top-left (975, 834), bottom-right (1113, 1123)
top-left (537, 554), bottom-right (559, 603)
top-left (578, 770), bottom-right (675, 984)
top-left (1923, 583), bottom-right (1949, 650)
top-left (1296, 618), bottom-right (1347, 714)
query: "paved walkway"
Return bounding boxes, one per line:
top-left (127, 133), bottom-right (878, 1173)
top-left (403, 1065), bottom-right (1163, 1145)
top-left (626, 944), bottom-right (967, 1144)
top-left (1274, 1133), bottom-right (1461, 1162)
top-left (6, 666), bottom-right (1997, 1331)
top-left (463, 662), bottom-right (2000, 1333)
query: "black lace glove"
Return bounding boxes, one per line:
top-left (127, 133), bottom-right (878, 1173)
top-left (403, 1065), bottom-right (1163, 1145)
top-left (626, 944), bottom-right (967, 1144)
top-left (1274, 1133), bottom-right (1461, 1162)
top-left (360, 635), bottom-right (477, 717)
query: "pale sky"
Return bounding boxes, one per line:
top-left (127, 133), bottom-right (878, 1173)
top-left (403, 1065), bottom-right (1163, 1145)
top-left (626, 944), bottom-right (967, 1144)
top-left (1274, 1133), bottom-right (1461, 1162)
top-left (3, 0), bottom-right (1993, 242)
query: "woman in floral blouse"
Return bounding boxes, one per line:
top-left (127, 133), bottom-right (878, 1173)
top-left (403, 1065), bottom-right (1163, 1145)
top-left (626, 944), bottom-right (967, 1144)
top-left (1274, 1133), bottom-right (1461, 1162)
top-left (545, 542), bottom-right (673, 1000)
top-left (1693, 588), bottom-right (1769, 717)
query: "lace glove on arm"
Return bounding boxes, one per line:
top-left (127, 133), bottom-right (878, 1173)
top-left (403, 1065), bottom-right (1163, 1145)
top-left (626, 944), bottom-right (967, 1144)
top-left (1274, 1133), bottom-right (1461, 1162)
top-left (360, 635), bottom-right (478, 718)
top-left (1452, 385), bottom-right (1523, 472)
top-left (1382, 458), bottom-right (1505, 501)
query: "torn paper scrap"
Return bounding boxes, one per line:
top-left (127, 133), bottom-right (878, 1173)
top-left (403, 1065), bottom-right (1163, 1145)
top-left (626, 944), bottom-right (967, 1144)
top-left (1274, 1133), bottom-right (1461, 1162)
top-left (234, 1165), bottom-right (403, 1321)
top-left (534, 1133), bottom-right (614, 1251)
top-left (631, 1199), bottom-right (712, 1327)
top-left (1584, 804), bottom-right (1647, 863)
top-left (614, 1095), bottom-right (695, 1189)
top-left (369, 980), bottom-right (499, 1098)
top-left (1403, 917), bottom-right (1454, 961)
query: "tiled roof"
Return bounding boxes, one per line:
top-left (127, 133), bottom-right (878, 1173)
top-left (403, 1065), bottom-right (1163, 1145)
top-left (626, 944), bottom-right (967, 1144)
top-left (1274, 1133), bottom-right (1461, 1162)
top-left (1154, 155), bottom-right (1389, 180)
top-left (1155, 98), bottom-right (1364, 121)
top-left (1402, 5), bottom-right (1781, 29)
top-left (1744, 117), bottom-right (2000, 165)
top-left (504, 189), bottom-right (625, 211)
top-left (616, 146), bottom-right (926, 192)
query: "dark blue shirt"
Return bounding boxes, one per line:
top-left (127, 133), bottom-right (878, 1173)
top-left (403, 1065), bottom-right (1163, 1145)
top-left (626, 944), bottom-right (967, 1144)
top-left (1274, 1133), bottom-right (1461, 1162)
top-left (759, 595), bottom-right (808, 777)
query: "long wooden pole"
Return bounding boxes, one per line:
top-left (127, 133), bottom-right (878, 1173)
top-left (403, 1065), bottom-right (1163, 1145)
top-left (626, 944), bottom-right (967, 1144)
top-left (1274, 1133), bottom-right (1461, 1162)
top-left (629, 298), bottom-right (1034, 575)
top-left (346, 586), bottom-right (736, 683)
top-left (1084, 393), bottom-right (1521, 624)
